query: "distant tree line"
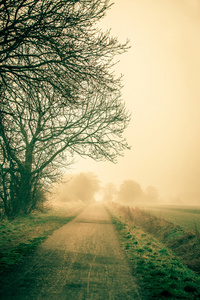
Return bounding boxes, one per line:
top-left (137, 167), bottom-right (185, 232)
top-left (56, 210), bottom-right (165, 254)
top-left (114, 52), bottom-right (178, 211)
top-left (48, 175), bottom-right (159, 206)
top-left (0, 0), bottom-right (130, 218)
top-left (102, 180), bottom-right (159, 204)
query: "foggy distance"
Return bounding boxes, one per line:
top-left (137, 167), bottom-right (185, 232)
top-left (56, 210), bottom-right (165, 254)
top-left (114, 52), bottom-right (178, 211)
top-left (74, 0), bottom-right (200, 206)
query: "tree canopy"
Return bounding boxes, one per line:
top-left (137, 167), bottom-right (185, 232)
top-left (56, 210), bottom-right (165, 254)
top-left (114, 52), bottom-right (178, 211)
top-left (0, 0), bottom-right (130, 217)
top-left (0, 0), bottom-right (127, 99)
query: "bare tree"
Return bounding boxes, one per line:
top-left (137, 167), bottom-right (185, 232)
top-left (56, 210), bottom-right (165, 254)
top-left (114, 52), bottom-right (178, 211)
top-left (102, 182), bottom-right (117, 202)
top-left (0, 0), bottom-right (128, 99)
top-left (68, 172), bottom-right (100, 202)
top-left (0, 0), bottom-right (130, 217)
top-left (48, 172), bottom-right (100, 203)
top-left (117, 180), bottom-right (142, 204)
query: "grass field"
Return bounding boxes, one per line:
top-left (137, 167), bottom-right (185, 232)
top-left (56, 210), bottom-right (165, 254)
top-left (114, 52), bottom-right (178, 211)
top-left (144, 205), bottom-right (200, 231)
top-left (107, 202), bottom-right (200, 299)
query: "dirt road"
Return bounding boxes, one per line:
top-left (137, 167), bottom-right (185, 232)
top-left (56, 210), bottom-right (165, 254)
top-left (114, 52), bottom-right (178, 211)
top-left (0, 202), bottom-right (143, 299)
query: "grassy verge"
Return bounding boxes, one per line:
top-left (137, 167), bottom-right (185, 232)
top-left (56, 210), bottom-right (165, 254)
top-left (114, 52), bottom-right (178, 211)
top-left (107, 204), bottom-right (200, 299)
top-left (0, 209), bottom-right (79, 273)
top-left (109, 202), bottom-right (200, 274)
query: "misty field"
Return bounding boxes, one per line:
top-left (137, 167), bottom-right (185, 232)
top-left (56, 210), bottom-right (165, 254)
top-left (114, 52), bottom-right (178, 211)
top-left (144, 205), bottom-right (200, 231)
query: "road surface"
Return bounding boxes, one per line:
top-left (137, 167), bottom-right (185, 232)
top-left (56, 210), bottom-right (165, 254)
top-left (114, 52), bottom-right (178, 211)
top-left (0, 202), bottom-right (144, 299)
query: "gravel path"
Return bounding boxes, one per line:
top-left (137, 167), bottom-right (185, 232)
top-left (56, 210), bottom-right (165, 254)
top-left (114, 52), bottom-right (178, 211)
top-left (0, 202), bottom-right (143, 299)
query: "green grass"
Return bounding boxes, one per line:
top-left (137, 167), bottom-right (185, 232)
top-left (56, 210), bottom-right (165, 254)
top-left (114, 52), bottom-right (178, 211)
top-left (0, 210), bottom-right (77, 273)
top-left (106, 202), bottom-right (200, 299)
top-left (111, 215), bottom-right (200, 299)
top-left (108, 202), bottom-right (200, 273)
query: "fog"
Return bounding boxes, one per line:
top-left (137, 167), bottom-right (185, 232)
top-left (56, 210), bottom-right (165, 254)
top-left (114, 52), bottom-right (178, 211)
top-left (47, 173), bottom-right (163, 208)
top-left (70, 0), bottom-right (200, 205)
top-left (47, 173), bottom-right (100, 208)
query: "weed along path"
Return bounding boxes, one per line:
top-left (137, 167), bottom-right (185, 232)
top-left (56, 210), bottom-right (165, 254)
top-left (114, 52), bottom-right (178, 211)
top-left (0, 202), bottom-right (143, 300)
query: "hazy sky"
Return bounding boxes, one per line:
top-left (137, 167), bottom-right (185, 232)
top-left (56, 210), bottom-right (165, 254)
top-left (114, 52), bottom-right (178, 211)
top-left (72, 0), bottom-right (200, 203)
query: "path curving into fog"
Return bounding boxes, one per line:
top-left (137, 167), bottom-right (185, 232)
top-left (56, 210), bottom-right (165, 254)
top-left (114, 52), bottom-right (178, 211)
top-left (0, 202), bottom-right (143, 299)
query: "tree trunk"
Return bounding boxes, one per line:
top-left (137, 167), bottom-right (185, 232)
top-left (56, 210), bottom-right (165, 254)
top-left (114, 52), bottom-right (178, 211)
top-left (17, 145), bottom-right (33, 215)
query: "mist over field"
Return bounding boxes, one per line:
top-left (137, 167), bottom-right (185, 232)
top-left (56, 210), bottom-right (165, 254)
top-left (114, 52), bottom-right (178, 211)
top-left (47, 173), bottom-right (100, 209)
top-left (46, 172), bottom-right (194, 209)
